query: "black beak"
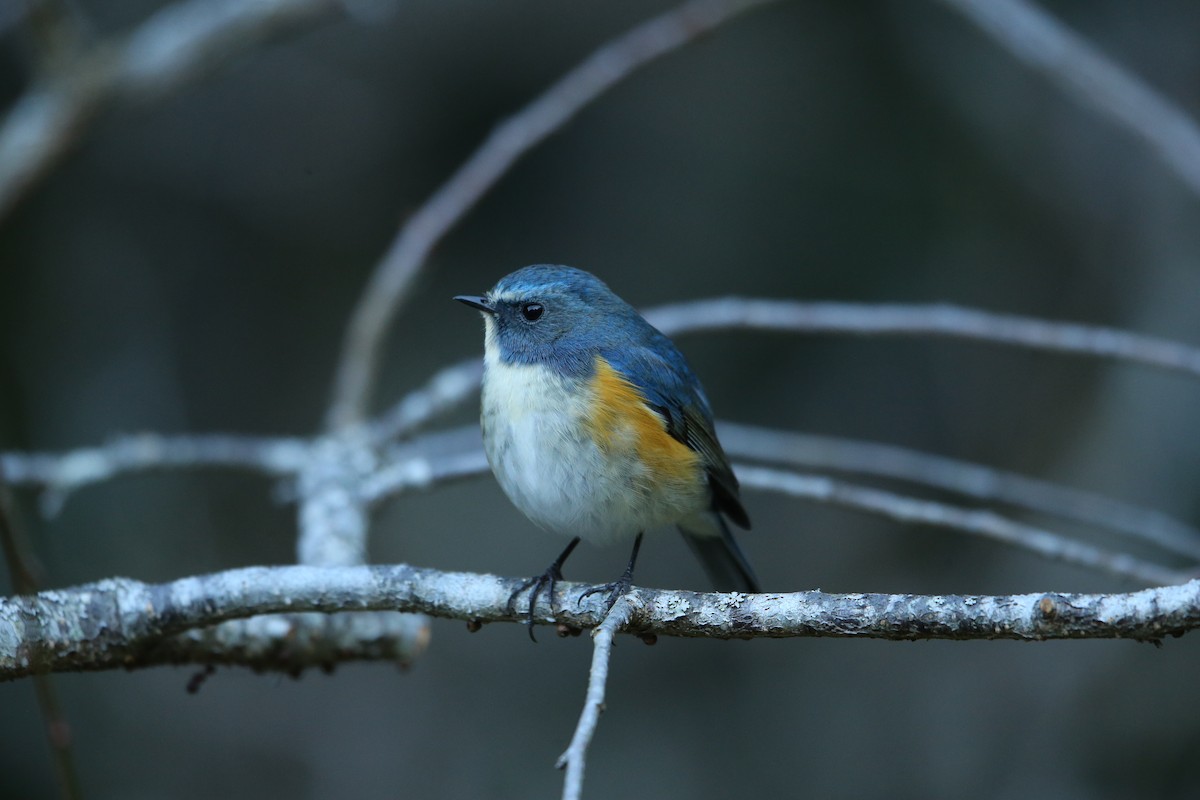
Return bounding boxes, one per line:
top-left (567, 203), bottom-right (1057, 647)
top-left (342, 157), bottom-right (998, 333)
top-left (454, 295), bottom-right (496, 314)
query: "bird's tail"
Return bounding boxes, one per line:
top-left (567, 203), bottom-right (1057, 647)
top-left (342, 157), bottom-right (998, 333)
top-left (678, 512), bottom-right (761, 593)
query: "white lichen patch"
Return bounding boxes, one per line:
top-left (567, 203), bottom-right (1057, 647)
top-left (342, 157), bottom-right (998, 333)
top-left (719, 592), bottom-right (746, 610)
top-left (655, 595), bottom-right (692, 620)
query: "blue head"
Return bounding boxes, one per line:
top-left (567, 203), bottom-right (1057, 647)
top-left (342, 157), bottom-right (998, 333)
top-left (455, 265), bottom-right (664, 377)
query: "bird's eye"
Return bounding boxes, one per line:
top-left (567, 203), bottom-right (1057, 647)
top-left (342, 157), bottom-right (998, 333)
top-left (520, 302), bottom-right (545, 322)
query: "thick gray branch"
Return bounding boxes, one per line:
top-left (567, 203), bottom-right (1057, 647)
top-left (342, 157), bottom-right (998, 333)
top-left (3, 564), bottom-right (1198, 681)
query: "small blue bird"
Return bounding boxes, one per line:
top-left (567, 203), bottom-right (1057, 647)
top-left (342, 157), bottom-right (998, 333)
top-left (456, 265), bottom-right (759, 636)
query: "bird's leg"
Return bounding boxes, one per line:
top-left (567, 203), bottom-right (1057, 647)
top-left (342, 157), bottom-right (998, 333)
top-left (509, 536), bottom-right (581, 642)
top-left (580, 532), bottom-right (643, 612)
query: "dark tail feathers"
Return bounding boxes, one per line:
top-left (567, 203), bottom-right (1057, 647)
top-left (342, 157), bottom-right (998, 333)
top-left (679, 514), bottom-right (761, 593)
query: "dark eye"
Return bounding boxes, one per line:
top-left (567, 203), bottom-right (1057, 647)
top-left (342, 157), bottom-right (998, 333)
top-left (520, 302), bottom-right (545, 322)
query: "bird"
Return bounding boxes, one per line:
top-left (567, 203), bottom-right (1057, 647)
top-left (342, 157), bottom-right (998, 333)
top-left (455, 265), bottom-right (759, 637)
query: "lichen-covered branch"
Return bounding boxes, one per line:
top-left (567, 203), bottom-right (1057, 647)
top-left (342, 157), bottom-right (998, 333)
top-left (3, 564), bottom-right (1198, 681)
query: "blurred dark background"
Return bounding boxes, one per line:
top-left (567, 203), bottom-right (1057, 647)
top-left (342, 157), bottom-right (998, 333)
top-left (3, 1), bottom-right (1200, 797)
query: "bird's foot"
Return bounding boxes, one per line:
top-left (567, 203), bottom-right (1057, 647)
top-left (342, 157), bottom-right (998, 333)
top-left (578, 571), bottom-right (634, 614)
top-left (508, 537), bottom-right (581, 642)
top-left (578, 532), bottom-right (642, 615)
top-left (507, 567), bottom-right (562, 643)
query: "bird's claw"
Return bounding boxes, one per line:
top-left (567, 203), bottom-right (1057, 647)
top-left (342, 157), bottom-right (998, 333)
top-left (578, 573), bottom-right (633, 613)
top-left (508, 565), bottom-right (563, 643)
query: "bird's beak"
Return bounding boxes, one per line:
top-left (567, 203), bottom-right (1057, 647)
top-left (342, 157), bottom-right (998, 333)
top-left (454, 295), bottom-right (496, 315)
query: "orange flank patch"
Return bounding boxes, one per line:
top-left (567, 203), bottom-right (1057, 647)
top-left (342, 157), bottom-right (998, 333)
top-left (584, 356), bottom-right (702, 488)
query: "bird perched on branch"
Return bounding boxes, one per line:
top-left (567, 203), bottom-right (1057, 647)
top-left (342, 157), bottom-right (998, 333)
top-left (456, 265), bottom-right (759, 638)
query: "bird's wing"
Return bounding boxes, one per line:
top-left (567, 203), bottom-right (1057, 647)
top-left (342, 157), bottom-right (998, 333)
top-left (600, 342), bottom-right (751, 530)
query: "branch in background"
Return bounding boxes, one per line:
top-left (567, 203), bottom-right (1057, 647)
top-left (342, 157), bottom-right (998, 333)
top-left (719, 423), bottom-right (1200, 561)
top-left (4, 563), bottom-right (1199, 681)
top-left (0, 432), bottom-right (310, 515)
top-left (2, 422), bottom-right (1189, 587)
top-left (937, 0), bottom-right (1200, 198)
top-left (359, 447), bottom-right (487, 505)
top-left (145, 609), bottom-right (429, 675)
top-left (0, 0), bottom-right (344, 221)
top-left (645, 299), bottom-right (1200, 380)
top-left (368, 358), bottom-right (483, 443)
top-left (324, 0), bottom-right (781, 430)
top-left (361, 437), bottom-right (1194, 585)
top-left (736, 465), bottom-right (1193, 586)
top-left (9, 295), bottom-right (1200, 510)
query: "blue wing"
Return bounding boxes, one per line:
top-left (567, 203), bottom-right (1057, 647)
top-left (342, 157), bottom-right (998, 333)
top-left (599, 332), bottom-right (750, 530)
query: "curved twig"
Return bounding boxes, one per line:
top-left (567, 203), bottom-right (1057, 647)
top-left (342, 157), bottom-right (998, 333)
top-left (938, 0), bottom-right (1200, 196)
top-left (0, 0), bottom-right (341, 221)
top-left (719, 423), bottom-right (1200, 561)
top-left (0, 433), bottom-right (309, 515)
top-left (324, 0), bottom-right (780, 429)
top-left (645, 299), bottom-right (1200, 379)
top-left (736, 465), bottom-right (1192, 586)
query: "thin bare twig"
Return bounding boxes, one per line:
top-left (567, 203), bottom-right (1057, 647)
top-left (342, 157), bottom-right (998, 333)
top-left (368, 358), bottom-right (483, 443)
top-left (645, 299), bottom-right (1200, 379)
top-left (719, 423), bottom-right (1200, 561)
top-left (359, 447), bottom-right (487, 505)
top-left (735, 465), bottom-right (1193, 586)
top-left (324, 0), bottom-right (780, 430)
top-left (0, 432), bottom-right (310, 515)
top-left (937, 0), bottom-right (1200, 197)
top-left (0, 477), bottom-right (43, 592)
top-left (557, 596), bottom-right (636, 800)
